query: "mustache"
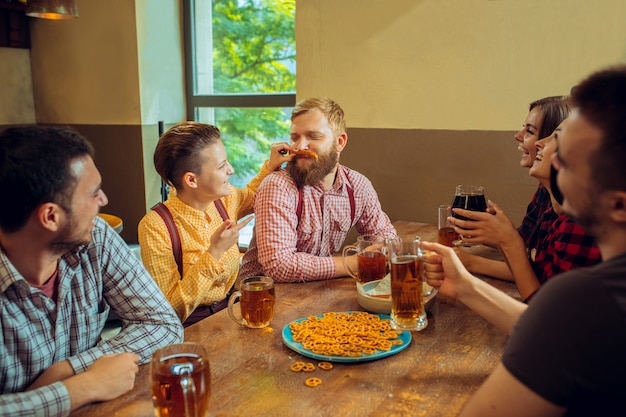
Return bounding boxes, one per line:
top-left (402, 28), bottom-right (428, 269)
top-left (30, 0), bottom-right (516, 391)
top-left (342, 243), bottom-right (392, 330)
top-left (550, 164), bottom-right (564, 205)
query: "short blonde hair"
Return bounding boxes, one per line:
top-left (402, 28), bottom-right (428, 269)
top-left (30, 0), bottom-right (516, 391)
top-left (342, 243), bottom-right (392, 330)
top-left (291, 97), bottom-right (346, 136)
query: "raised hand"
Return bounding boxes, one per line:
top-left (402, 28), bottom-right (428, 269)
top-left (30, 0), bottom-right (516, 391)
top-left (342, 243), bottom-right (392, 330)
top-left (268, 142), bottom-right (294, 171)
top-left (209, 215), bottom-right (255, 260)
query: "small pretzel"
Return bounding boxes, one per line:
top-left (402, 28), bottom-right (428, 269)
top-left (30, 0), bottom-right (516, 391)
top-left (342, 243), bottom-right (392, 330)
top-left (305, 377), bottom-right (322, 387)
top-left (290, 361), bottom-right (306, 372)
top-left (280, 149), bottom-right (319, 160)
top-left (317, 361), bottom-right (333, 370)
top-left (302, 363), bottom-right (316, 372)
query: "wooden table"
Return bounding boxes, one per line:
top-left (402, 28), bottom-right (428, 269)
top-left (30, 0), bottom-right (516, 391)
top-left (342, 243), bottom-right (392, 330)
top-left (72, 222), bottom-right (517, 417)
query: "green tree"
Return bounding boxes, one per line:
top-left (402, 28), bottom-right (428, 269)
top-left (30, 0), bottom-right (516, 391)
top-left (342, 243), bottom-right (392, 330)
top-left (211, 0), bottom-right (295, 187)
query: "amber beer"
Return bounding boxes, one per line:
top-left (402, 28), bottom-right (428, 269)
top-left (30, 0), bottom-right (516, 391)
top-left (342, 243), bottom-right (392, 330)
top-left (151, 344), bottom-right (210, 417)
top-left (437, 227), bottom-right (460, 247)
top-left (390, 254), bottom-right (426, 331)
top-left (240, 281), bottom-right (276, 328)
top-left (357, 251), bottom-right (387, 283)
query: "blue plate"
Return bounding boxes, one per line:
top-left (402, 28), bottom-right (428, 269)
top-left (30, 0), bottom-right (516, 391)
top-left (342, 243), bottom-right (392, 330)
top-left (282, 312), bottom-right (411, 363)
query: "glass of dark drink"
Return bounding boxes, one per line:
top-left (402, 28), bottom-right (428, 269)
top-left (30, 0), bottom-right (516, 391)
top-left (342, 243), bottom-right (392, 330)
top-left (450, 185), bottom-right (487, 246)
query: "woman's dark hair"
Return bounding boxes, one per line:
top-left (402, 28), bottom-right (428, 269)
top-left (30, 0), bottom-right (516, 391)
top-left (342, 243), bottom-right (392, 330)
top-left (0, 126), bottom-right (95, 233)
top-left (153, 122), bottom-right (223, 190)
top-left (529, 96), bottom-right (571, 140)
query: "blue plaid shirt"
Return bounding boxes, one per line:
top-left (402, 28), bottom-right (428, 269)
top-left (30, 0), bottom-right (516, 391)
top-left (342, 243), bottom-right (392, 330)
top-left (0, 217), bottom-right (183, 416)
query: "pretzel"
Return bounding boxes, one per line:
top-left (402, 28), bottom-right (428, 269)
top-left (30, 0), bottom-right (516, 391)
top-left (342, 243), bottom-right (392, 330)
top-left (280, 149), bottom-right (319, 160)
top-left (289, 312), bottom-right (403, 357)
top-left (305, 377), bottom-right (322, 387)
top-left (318, 361), bottom-right (333, 370)
top-left (290, 361), bottom-right (306, 372)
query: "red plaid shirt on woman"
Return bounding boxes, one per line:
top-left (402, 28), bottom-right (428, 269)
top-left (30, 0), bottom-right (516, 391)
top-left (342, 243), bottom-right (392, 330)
top-left (527, 207), bottom-right (601, 300)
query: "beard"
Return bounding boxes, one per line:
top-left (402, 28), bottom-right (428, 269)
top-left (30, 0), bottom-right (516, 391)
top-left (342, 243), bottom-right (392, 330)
top-left (50, 210), bottom-right (92, 255)
top-left (286, 145), bottom-right (339, 188)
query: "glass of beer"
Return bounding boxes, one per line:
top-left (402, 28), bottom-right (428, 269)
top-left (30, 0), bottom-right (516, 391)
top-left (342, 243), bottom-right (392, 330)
top-left (227, 276), bottom-right (275, 328)
top-left (151, 342), bottom-right (211, 417)
top-left (450, 185), bottom-right (487, 246)
top-left (387, 235), bottom-right (427, 331)
top-left (342, 235), bottom-right (387, 284)
top-left (437, 205), bottom-right (459, 247)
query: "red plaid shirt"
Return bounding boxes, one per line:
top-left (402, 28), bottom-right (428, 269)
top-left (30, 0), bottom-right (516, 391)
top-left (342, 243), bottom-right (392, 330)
top-left (530, 207), bottom-right (601, 285)
top-left (518, 184), bottom-right (552, 244)
top-left (239, 166), bottom-right (396, 282)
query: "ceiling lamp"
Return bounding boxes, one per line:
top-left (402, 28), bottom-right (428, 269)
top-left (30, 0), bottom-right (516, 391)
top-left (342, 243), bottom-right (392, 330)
top-left (26, 0), bottom-right (78, 20)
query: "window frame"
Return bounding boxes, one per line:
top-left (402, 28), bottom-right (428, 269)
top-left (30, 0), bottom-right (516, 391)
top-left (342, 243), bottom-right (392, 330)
top-left (182, 0), bottom-right (295, 120)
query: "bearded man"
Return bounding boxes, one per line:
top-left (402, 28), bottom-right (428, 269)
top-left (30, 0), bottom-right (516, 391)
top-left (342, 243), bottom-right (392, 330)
top-left (239, 97), bottom-right (396, 282)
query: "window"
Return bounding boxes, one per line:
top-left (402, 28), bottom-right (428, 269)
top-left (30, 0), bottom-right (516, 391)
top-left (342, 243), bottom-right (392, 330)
top-left (183, 0), bottom-right (296, 246)
top-left (183, 0), bottom-right (296, 187)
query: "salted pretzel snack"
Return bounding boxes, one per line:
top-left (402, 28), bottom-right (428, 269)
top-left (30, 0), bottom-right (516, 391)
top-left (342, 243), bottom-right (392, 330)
top-left (280, 149), bottom-right (319, 160)
top-left (289, 312), bottom-right (403, 357)
top-left (317, 361), bottom-right (333, 370)
top-left (290, 361), bottom-right (306, 372)
top-left (305, 377), bottom-right (322, 387)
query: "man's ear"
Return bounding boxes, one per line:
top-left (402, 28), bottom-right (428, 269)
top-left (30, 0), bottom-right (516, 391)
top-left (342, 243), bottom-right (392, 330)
top-left (183, 172), bottom-right (198, 189)
top-left (37, 203), bottom-right (62, 232)
top-left (336, 132), bottom-right (348, 153)
top-left (609, 190), bottom-right (626, 223)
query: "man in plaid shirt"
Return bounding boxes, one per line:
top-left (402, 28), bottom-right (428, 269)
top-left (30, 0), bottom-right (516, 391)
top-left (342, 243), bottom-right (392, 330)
top-left (240, 97), bottom-right (396, 282)
top-left (0, 127), bottom-right (183, 416)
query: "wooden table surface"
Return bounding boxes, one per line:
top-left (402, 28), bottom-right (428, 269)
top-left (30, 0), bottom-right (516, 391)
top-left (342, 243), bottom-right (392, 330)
top-left (71, 222), bottom-right (517, 417)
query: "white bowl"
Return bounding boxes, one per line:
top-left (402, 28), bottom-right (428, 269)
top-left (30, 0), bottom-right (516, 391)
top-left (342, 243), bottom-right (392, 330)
top-left (356, 280), bottom-right (437, 315)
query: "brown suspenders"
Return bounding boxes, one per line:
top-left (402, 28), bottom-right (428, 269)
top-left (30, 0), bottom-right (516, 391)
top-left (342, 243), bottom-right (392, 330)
top-left (151, 200), bottom-right (229, 278)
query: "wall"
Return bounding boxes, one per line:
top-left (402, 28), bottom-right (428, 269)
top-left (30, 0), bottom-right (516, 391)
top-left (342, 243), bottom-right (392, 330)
top-left (297, 0), bottom-right (626, 225)
top-left (3, 0), bottom-right (626, 240)
top-left (21, 0), bottom-right (184, 243)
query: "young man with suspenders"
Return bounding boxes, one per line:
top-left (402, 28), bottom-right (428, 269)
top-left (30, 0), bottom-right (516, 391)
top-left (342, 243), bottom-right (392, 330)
top-left (239, 97), bottom-right (396, 283)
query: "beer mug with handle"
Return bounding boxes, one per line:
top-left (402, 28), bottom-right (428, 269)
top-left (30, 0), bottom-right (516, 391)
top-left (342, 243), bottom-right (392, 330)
top-left (151, 342), bottom-right (211, 417)
top-left (342, 235), bottom-right (387, 284)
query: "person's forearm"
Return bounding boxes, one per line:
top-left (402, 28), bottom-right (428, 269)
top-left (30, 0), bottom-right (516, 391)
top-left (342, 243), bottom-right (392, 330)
top-left (499, 237), bottom-right (541, 301)
top-left (26, 360), bottom-right (74, 392)
top-left (469, 257), bottom-right (514, 281)
top-left (457, 275), bottom-right (527, 335)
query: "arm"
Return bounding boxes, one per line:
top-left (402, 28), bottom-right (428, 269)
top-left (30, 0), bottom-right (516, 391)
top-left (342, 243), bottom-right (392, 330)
top-left (233, 142), bottom-right (291, 220)
top-left (459, 364), bottom-right (566, 417)
top-left (451, 203), bottom-right (541, 300)
top-left (138, 209), bottom-right (240, 320)
top-left (16, 353), bottom-right (140, 415)
top-left (422, 241), bottom-right (527, 335)
top-left (352, 176), bottom-right (396, 239)
top-left (454, 249), bottom-right (514, 281)
top-left (69, 224), bottom-right (183, 372)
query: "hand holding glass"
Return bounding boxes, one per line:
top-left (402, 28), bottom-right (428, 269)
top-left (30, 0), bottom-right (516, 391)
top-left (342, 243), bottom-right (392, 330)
top-left (450, 185), bottom-right (487, 246)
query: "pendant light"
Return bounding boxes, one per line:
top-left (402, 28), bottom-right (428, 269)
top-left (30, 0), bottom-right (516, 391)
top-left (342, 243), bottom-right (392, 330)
top-left (26, 0), bottom-right (78, 20)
